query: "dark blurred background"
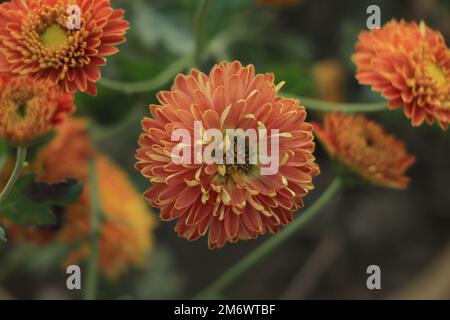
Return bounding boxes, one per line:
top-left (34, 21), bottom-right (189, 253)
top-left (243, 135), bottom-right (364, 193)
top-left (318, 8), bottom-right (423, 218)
top-left (1, 0), bottom-right (449, 299)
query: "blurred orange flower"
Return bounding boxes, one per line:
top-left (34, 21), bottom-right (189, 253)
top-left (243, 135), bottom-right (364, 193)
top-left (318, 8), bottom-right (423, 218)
top-left (352, 20), bottom-right (450, 129)
top-left (312, 58), bottom-right (346, 102)
top-left (61, 154), bottom-right (155, 280)
top-left (0, 0), bottom-right (129, 96)
top-left (136, 61), bottom-right (319, 249)
top-left (313, 113), bottom-right (416, 189)
top-left (0, 73), bottom-right (74, 145)
top-left (3, 117), bottom-right (156, 279)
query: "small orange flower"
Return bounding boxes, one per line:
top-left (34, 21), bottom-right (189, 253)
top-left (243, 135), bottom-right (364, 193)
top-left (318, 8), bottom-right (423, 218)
top-left (352, 20), bottom-right (450, 129)
top-left (312, 58), bottom-right (346, 102)
top-left (313, 113), bottom-right (416, 189)
top-left (0, 0), bottom-right (129, 96)
top-left (136, 61), bottom-right (319, 249)
top-left (2, 117), bottom-right (156, 279)
top-left (0, 73), bottom-right (74, 145)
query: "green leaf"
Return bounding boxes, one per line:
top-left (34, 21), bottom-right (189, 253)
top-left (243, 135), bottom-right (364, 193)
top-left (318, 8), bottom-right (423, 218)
top-left (0, 173), bottom-right (83, 226)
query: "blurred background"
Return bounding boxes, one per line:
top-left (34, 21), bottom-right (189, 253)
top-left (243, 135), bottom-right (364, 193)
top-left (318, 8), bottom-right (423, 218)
top-left (0, 0), bottom-right (449, 299)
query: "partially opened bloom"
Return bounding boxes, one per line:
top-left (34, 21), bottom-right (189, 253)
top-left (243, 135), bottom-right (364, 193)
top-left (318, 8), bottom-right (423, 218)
top-left (2, 117), bottom-right (156, 279)
top-left (136, 61), bottom-right (319, 249)
top-left (0, 73), bottom-right (74, 145)
top-left (0, 0), bottom-right (129, 96)
top-left (313, 113), bottom-right (415, 189)
top-left (352, 20), bottom-right (450, 129)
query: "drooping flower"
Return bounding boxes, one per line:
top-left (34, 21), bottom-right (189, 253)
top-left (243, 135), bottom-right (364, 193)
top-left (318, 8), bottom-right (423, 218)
top-left (61, 153), bottom-right (156, 279)
top-left (0, 73), bottom-right (74, 145)
top-left (0, 0), bottom-right (129, 96)
top-left (136, 61), bottom-right (320, 249)
top-left (2, 117), bottom-right (156, 279)
top-left (313, 113), bottom-right (415, 189)
top-left (352, 20), bottom-right (450, 129)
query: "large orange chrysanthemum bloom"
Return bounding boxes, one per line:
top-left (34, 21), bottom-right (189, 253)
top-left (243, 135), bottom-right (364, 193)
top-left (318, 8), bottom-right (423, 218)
top-left (0, 0), bottom-right (129, 96)
top-left (313, 113), bottom-right (415, 189)
top-left (0, 73), bottom-right (74, 145)
top-left (3, 118), bottom-right (155, 279)
top-left (136, 61), bottom-right (319, 249)
top-left (352, 20), bottom-right (450, 129)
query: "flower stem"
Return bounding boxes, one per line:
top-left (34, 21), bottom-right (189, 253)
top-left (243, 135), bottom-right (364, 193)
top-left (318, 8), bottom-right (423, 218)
top-left (284, 93), bottom-right (387, 113)
top-left (0, 146), bottom-right (27, 205)
top-left (194, 0), bottom-right (210, 66)
top-left (98, 55), bottom-right (192, 94)
top-left (195, 178), bottom-right (343, 299)
top-left (84, 159), bottom-right (101, 300)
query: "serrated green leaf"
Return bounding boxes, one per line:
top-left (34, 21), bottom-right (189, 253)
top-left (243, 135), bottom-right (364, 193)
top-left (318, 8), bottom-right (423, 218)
top-left (0, 173), bottom-right (83, 227)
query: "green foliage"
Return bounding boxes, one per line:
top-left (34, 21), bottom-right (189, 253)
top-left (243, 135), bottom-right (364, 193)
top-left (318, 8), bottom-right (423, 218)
top-left (0, 139), bottom-right (6, 170)
top-left (0, 224), bottom-right (6, 242)
top-left (132, 0), bottom-right (193, 56)
top-left (0, 173), bottom-right (83, 227)
top-left (25, 130), bottom-right (56, 162)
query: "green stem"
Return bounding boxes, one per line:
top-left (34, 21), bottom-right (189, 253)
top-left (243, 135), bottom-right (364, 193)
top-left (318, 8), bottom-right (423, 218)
top-left (196, 178), bottom-right (343, 299)
top-left (98, 55), bottom-right (192, 94)
top-left (194, 0), bottom-right (210, 66)
top-left (283, 93), bottom-right (387, 113)
top-left (84, 159), bottom-right (101, 300)
top-left (0, 146), bottom-right (27, 205)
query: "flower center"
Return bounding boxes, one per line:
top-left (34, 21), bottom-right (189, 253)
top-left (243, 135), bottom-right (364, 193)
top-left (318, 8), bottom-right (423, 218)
top-left (426, 63), bottom-right (446, 87)
top-left (223, 138), bottom-right (254, 176)
top-left (16, 103), bottom-right (27, 119)
top-left (40, 24), bottom-right (68, 49)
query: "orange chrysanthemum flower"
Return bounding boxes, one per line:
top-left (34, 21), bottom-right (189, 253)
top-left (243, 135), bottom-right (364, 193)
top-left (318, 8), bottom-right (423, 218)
top-left (0, 0), bottom-right (129, 96)
top-left (352, 20), bottom-right (450, 129)
top-left (61, 154), bottom-right (155, 279)
top-left (313, 113), bottom-right (415, 189)
top-left (136, 61), bottom-right (319, 249)
top-left (3, 118), bottom-right (155, 279)
top-left (0, 73), bottom-right (74, 145)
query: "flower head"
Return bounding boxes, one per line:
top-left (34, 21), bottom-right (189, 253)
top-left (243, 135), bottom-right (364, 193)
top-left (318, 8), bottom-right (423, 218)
top-left (61, 154), bottom-right (155, 280)
top-left (0, 73), bottom-right (74, 145)
top-left (313, 113), bottom-right (415, 189)
top-left (352, 20), bottom-right (450, 129)
top-left (0, 0), bottom-right (129, 96)
top-left (136, 61), bottom-right (319, 249)
top-left (2, 117), bottom-right (155, 279)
